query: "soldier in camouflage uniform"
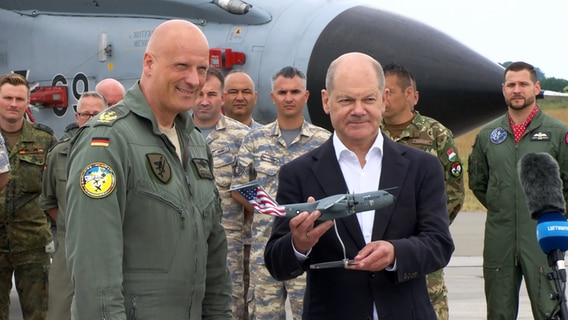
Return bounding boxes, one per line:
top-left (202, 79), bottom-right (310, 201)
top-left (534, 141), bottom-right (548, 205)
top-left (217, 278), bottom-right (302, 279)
top-left (231, 67), bottom-right (330, 320)
top-left (0, 134), bottom-right (9, 190)
top-left (223, 70), bottom-right (263, 319)
top-left (39, 92), bottom-right (108, 320)
top-left (0, 73), bottom-right (57, 320)
top-left (381, 63), bottom-right (464, 320)
top-left (192, 68), bottom-right (251, 319)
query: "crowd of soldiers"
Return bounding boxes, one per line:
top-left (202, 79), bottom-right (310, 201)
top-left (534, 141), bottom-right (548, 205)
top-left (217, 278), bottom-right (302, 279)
top-left (0, 62), bottom-right (463, 320)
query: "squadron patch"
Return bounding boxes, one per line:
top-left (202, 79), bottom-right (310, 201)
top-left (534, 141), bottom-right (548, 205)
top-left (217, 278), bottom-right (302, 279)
top-left (192, 158), bottom-right (214, 180)
top-left (146, 153), bottom-right (171, 184)
top-left (490, 127), bottom-right (507, 144)
top-left (450, 162), bottom-right (463, 178)
top-left (80, 162), bottom-right (116, 198)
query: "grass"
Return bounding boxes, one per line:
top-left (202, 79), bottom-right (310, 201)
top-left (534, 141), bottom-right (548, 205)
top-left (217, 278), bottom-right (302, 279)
top-left (455, 100), bottom-right (568, 212)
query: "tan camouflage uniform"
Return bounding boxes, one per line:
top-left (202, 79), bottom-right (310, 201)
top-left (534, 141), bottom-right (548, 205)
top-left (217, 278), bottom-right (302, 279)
top-left (382, 111), bottom-right (464, 320)
top-left (0, 121), bottom-right (56, 320)
top-left (232, 120), bottom-right (330, 320)
top-left (0, 134), bottom-right (9, 176)
top-left (203, 114), bottom-right (250, 319)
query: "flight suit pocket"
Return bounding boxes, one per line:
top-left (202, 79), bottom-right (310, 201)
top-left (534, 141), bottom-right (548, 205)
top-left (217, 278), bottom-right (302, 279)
top-left (123, 185), bottom-right (184, 272)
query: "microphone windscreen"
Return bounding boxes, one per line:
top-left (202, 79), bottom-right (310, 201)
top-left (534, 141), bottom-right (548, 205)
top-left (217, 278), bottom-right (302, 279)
top-left (536, 213), bottom-right (568, 252)
top-left (518, 152), bottom-right (566, 219)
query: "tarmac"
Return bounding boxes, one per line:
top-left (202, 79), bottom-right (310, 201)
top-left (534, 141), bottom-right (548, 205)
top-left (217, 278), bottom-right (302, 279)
top-left (7, 212), bottom-right (561, 319)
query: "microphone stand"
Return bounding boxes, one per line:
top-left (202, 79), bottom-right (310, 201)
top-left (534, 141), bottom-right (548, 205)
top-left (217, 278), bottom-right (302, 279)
top-left (546, 249), bottom-right (568, 320)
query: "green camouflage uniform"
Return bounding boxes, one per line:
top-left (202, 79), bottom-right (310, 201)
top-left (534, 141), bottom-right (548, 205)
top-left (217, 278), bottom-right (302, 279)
top-left (39, 138), bottom-right (74, 320)
top-left (65, 84), bottom-right (232, 319)
top-left (382, 111), bottom-right (464, 320)
top-left (200, 114), bottom-right (250, 319)
top-left (0, 120), bottom-right (56, 320)
top-left (231, 120), bottom-right (330, 320)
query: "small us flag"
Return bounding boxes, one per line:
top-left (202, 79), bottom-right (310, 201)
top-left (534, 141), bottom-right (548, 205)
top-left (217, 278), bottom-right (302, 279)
top-left (236, 183), bottom-right (286, 217)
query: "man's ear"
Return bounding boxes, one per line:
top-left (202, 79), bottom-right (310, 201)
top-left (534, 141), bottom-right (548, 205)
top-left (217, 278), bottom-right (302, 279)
top-left (321, 89), bottom-right (330, 115)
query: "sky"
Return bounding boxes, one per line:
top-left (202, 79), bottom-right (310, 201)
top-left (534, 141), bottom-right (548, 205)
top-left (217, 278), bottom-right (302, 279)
top-left (358, 0), bottom-right (568, 80)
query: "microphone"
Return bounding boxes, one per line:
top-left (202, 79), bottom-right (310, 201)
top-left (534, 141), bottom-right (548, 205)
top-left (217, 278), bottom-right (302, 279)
top-left (518, 152), bottom-right (568, 253)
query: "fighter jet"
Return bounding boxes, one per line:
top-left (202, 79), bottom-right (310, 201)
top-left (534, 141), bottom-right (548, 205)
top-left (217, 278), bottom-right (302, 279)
top-left (231, 180), bottom-right (395, 221)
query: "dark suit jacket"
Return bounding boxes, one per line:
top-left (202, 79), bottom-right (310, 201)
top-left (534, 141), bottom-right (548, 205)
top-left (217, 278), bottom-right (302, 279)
top-left (264, 134), bottom-right (454, 320)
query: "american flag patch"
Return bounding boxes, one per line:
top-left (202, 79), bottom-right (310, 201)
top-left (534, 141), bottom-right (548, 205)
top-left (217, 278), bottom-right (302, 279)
top-left (91, 137), bottom-right (110, 147)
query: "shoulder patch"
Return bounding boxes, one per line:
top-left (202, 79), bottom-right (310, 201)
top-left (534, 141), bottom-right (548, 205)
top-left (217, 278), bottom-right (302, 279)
top-left (33, 123), bottom-right (55, 135)
top-left (80, 162), bottom-right (116, 198)
top-left (450, 161), bottom-right (462, 178)
top-left (93, 107), bottom-right (129, 127)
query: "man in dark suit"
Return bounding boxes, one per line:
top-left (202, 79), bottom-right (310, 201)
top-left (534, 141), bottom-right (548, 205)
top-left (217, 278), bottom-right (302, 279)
top-left (264, 52), bottom-right (454, 320)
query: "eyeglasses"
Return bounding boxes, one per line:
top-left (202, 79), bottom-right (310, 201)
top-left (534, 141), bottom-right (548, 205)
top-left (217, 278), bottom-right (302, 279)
top-left (76, 112), bottom-right (99, 120)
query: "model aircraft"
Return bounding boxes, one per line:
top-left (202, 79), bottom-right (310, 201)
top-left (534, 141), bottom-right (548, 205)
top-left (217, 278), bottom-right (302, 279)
top-left (0, 0), bottom-right (540, 138)
top-left (231, 180), bottom-right (395, 221)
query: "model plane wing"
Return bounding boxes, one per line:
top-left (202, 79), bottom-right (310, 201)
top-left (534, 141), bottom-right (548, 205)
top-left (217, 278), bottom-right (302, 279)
top-left (315, 194), bottom-right (346, 210)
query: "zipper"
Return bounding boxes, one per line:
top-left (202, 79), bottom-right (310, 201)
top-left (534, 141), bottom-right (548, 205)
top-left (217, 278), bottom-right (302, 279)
top-left (129, 295), bottom-right (137, 320)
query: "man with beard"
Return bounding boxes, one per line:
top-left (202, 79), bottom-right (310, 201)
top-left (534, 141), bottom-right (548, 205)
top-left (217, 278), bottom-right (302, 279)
top-left (469, 61), bottom-right (568, 320)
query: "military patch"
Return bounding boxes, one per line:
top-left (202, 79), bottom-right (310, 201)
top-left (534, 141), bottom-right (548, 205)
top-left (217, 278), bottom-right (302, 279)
top-left (446, 148), bottom-right (457, 162)
top-left (490, 127), bottom-right (507, 144)
top-left (192, 158), bottom-right (214, 180)
top-left (234, 162), bottom-right (245, 177)
top-left (411, 139), bottom-right (433, 146)
top-left (530, 131), bottom-right (551, 141)
top-left (91, 137), bottom-right (110, 147)
top-left (80, 162), bottom-right (116, 198)
top-left (450, 161), bottom-right (462, 178)
top-left (146, 153), bottom-right (171, 184)
top-left (97, 110), bottom-right (119, 123)
top-left (18, 147), bottom-right (44, 154)
top-left (260, 153), bottom-right (280, 165)
top-left (566, 133), bottom-right (568, 144)
top-left (211, 146), bottom-right (230, 157)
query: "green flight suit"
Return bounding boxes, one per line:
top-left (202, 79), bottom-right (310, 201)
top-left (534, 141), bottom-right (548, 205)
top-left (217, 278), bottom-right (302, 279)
top-left (65, 84), bottom-right (232, 320)
top-left (469, 108), bottom-right (568, 320)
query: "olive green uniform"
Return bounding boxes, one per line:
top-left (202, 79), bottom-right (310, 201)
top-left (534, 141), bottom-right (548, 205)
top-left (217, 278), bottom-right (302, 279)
top-left (468, 108), bottom-right (568, 320)
top-left (39, 139), bottom-right (74, 320)
top-left (382, 111), bottom-right (464, 320)
top-left (65, 84), bottom-right (231, 319)
top-left (0, 121), bottom-right (56, 320)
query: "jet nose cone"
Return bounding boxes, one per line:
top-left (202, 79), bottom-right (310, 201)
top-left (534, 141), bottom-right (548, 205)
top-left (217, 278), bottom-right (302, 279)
top-left (306, 6), bottom-right (505, 136)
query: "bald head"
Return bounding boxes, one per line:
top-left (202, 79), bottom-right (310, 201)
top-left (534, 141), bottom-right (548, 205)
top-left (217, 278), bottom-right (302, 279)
top-left (325, 52), bottom-right (384, 93)
top-left (140, 19), bottom-right (210, 126)
top-left (95, 78), bottom-right (125, 107)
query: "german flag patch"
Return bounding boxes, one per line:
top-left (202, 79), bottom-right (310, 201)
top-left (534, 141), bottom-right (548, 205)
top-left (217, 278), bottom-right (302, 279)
top-left (91, 137), bottom-right (110, 147)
